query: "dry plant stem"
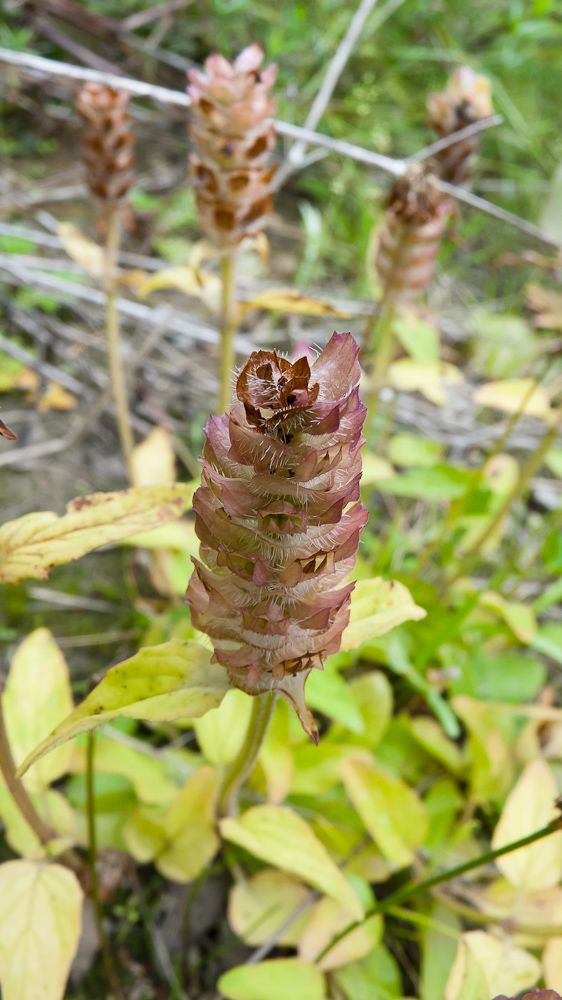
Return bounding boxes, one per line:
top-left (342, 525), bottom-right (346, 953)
top-left (104, 208), bottom-right (135, 481)
top-left (0, 686), bottom-right (55, 845)
top-left (87, 731), bottom-right (121, 1000)
top-left (218, 250), bottom-right (238, 415)
top-left (218, 692), bottom-right (276, 817)
top-left (316, 816), bottom-right (562, 963)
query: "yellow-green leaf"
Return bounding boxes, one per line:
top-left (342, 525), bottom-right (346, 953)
top-left (491, 758), bottom-right (562, 890)
top-left (340, 578), bottom-right (426, 651)
top-left (228, 870), bottom-right (311, 946)
top-left (3, 629), bottom-right (73, 791)
top-left (17, 640), bottom-right (230, 777)
top-left (0, 484), bottom-right (190, 584)
top-left (137, 265), bottom-right (221, 311)
top-left (220, 805), bottom-right (364, 920)
top-left (388, 359), bottom-right (464, 407)
top-left (360, 454), bottom-right (395, 486)
top-left (0, 859), bottom-right (83, 1000)
top-left (194, 688), bottom-right (254, 765)
top-left (543, 936), bottom-right (562, 991)
top-left (237, 287), bottom-right (348, 319)
top-left (156, 766), bottom-right (219, 882)
top-left (445, 931), bottom-right (540, 1000)
top-left (479, 591), bottom-right (537, 643)
top-left (131, 426), bottom-right (176, 487)
top-left (473, 378), bottom-right (555, 423)
top-left (299, 897), bottom-right (382, 970)
top-left (341, 759), bottom-right (429, 867)
top-left (58, 221), bottom-right (104, 278)
top-left (0, 786), bottom-right (82, 859)
top-left (218, 959), bottom-right (326, 1000)
top-left (71, 733), bottom-right (181, 806)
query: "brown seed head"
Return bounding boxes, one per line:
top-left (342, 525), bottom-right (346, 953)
top-left (375, 163), bottom-right (450, 304)
top-left (75, 83), bottom-right (135, 203)
top-left (427, 66), bottom-right (493, 183)
top-left (187, 44), bottom-right (277, 246)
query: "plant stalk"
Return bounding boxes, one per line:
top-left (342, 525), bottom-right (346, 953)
top-left (218, 250), bottom-right (238, 415)
top-left (104, 208), bottom-right (134, 482)
top-left (0, 686), bottom-right (55, 844)
top-left (87, 731), bottom-right (121, 999)
top-left (218, 692), bottom-right (276, 817)
top-left (364, 304), bottom-right (395, 441)
top-left (316, 815), bottom-right (562, 963)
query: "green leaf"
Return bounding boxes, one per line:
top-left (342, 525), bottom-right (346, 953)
top-left (0, 859), bottom-right (83, 1000)
top-left (157, 766), bottom-right (219, 882)
top-left (340, 578), bottom-right (426, 651)
top-left (343, 671), bottom-right (393, 746)
top-left (545, 448), bottom-right (562, 478)
top-left (387, 433), bottom-right (444, 468)
top-left (421, 903), bottom-right (461, 1000)
top-left (228, 870), bottom-right (311, 946)
top-left (341, 759), bottom-right (429, 867)
top-left (3, 629), bottom-right (73, 791)
top-left (377, 465), bottom-right (473, 500)
top-left (0, 484), bottom-right (190, 584)
top-left (305, 662), bottom-right (365, 733)
top-left (406, 716), bottom-right (466, 774)
top-left (450, 650), bottom-right (546, 703)
top-left (333, 944), bottom-right (403, 1000)
top-left (71, 733), bottom-right (182, 806)
top-left (220, 805), bottom-right (364, 920)
top-left (218, 959), bottom-right (326, 1000)
top-left (17, 640), bottom-right (230, 778)
top-left (393, 313), bottom-right (439, 361)
top-left (194, 688), bottom-right (254, 765)
top-left (530, 623), bottom-right (562, 664)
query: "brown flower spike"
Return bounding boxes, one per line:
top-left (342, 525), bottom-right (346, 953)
top-left (186, 333), bottom-right (367, 741)
top-left (427, 66), bottom-right (493, 184)
top-left (187, 44), bottom-right (277, 246)
top-left (75, 83), bottom-right (135, 203)
top-left (375, 162), bottom-right (451, 304)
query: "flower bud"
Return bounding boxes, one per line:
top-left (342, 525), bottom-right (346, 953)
top-left (75, 83), bottom-right (135, 203)
top-left (186, 333), bottom-right (367, 741)
top-left (375, 163), bottom-right (450, 304)
top-left (427, 66), bottom-right (493, 184)
top-left (187, 43), bottom-right (277, 247)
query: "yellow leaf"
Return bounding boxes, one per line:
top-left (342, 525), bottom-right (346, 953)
top-left (0, 859), bottom-right (83, 1000)
top-left (157, 766), bottom-right (219, 882)
top-left (71, 733), bottom-right (180, 806)
top-left (58, 221), bottom-right (104, 279)
top-left (452, 696), bottom-right (515, 804)
top-left (340, 577), bottom-right (426, 651)
top-left (341, 759), bottom-right (429, 868)
top-left (258, 700), bottom-right (295, 804)
top-left (491, 758), bottom-right (562, 890)
top-left (445, 930), bottom-right (540, 1000)
top-left (469, 879), bottom-right (562, 941)
top-left (3, 629), bottom-right (74, 791)
top-left (479, 591), bottom-right (537, 643)
top-left (299, 897), bottom-right (382, 970)
top-left (388, 359), bottom-right (464, 406)
top-left (16, 640), bottom-right (230, 777)
top-left (543, 936), bottom-right (562, 990)
top-left (37, 382), bottom-right (77, 413)
top-left (473, 378), bottom-right (555, 422)
top-left (0, 786), bottom-right (82, 859)
top-left (194, 688), bottom-right (253, 765)
top-left (0, 483), bottom-right (190, 584)
top-left (237, 288), bottom-right (348, 319)
top-left (220, 805), bottom-right (364, 920)
top-left (228, 870), bottom-right (311, 946)
top-left (526, 283), bottom-right (562, 329)
top-left (218, 959), bottom-right (326, 1000)
top-left (123, 517), bottom-right (197, 552)
top-left (131, 426), bottom-right (176, 487)
top-left (123, 806), bottom-right (167, 863)
top-left (360, 453), bottom-right (395, 486)
top-left (137, 265), bottom-right (221, 311)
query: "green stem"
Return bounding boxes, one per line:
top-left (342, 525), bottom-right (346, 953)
top-left (316, 816), bottom-right (562, 963)
top-left (87, 732), bottom-right (121, 999)
top-left (218, 250), bottom-right (238, 415)
top-left (218, 692), bottom-right (276, 817)
top-left (446, 405), bottom-right (562, 588)
top-left (364, 304), bottom-right (395, 441)
top-left (104, 208), bottom-right (134, 483)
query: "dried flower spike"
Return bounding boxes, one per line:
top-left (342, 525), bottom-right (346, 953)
top-left (186, 332), bottom-right (367, 741)
top-left (75, 83), bottom-right (135, 203)
top-left (427, 66), bottom-right (493, 184)
top-left (187, 43), bottom-right (277, 247)
top-left (375, 162), bottom-right (450, 305)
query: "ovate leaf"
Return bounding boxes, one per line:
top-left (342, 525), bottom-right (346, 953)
top-left (194, 688), bottom-right (254, 765)
top-left (17, 640), bottom-right (230, 777)
top-left (445, 931), bottom-right (540, 1000)
top-left (238, 288), bottom-right (348, 319)
top-left (220, 805), bottom-right (364, 919)
top-left (218, 959), bottom-right (326, 1000)
top-left (0, 484), bottom-right (190, 584)
top-left (228, 870), bottom-right (311, 946)
top-left (473, 378), bottom-right (555, 423)
top-left (156, 766), bottom-right (219, 882)
top-left (3, 629), bottom-right (73, 790)
top-left (491, 758), bottom-right (562, 890)
top-left (299, 897), bottom-right (382, 970)
top-left (340, 578), bottom-right (426, 651)
top-left (388, 359), bottom-right (464, 406)
top-left (0, 859), bottom-right (83, 1000)
top-left (341, 759), bottom-right (429, 867)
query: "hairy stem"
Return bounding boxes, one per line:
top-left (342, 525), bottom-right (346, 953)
top-left (218, 692), bottom-right (276, 817)
top-left (316, 815), bottom-right (562, 963)
top-left (218, 250), bottom-right (238, 415)
top-left (104, 208), bottom-right (134, 482)
top-left (87, 731), bottom-right (121, 999)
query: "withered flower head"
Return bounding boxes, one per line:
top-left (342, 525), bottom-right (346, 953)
top-left (494, 993), bottom-right (562, 1000)
top-left (427, 66), bottom-right (493, 184)
top-left (0, 418), bottom-right (17, 441)
top-left (375, 162), bottom-right (450, 304)
top-left (187, 43), bottom-right (277, 247)
top-left (75, 83), bottom-right (135, 203)
top-left (186, 333), bottom-right (367, 741)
